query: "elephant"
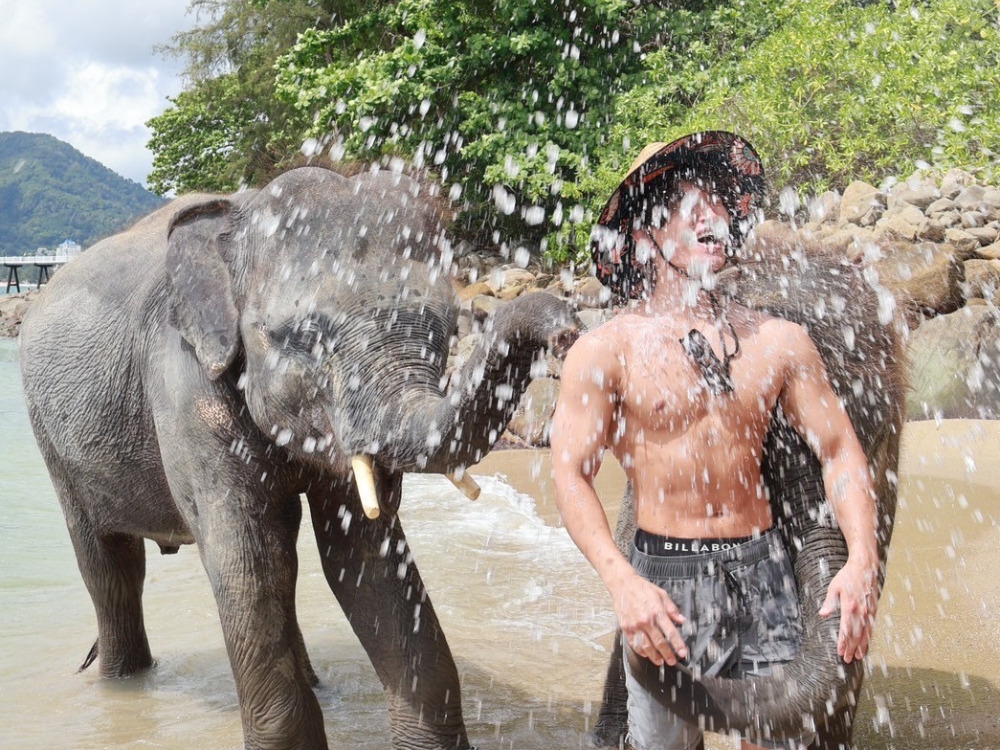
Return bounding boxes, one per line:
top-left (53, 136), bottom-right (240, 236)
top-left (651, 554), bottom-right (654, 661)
top-left (592, 225), bottom-right (907, 749)
top-left (19, 166), bottom-right (579, 750)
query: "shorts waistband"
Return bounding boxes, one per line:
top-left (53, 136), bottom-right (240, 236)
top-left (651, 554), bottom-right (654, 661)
top-left (629, 527), bottom-right (783, 578)
top-left (634, 529), bottom-right (756, 556)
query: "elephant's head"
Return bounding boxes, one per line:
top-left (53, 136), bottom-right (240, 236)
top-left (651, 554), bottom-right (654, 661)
top-left (165, 167), bottom-right (578, 513)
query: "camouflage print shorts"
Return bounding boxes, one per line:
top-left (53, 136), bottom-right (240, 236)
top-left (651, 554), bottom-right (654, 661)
top-left (623, 527), bottom-right (812, 750)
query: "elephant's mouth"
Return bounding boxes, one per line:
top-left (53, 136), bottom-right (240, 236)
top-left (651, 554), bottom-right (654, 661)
top-left (348, 454), bottom-right (480, 520)
top-left (321, 398), bottom-right (481, 521)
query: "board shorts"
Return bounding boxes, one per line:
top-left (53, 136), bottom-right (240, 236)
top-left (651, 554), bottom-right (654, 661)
top-left (623, 527), bottom-right (815, 750)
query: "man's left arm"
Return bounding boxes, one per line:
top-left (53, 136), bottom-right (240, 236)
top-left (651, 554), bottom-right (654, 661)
top-left (777, 323), bottom-right (880, 664)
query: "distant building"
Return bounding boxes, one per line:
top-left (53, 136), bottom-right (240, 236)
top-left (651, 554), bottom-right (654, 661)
top-left (56, 240), bottom-right (83, 258)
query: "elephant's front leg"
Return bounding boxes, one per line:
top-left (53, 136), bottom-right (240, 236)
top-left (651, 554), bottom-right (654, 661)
top-left (188, 485), bottom-right (326, 749)
top-left (308, 477), bottom-right (470, 750)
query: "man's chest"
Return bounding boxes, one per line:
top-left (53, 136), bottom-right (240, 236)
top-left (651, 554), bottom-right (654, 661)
top-left (616, 335), bottom-right (786, 437)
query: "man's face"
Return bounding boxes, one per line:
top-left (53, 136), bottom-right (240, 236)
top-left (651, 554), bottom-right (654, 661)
top-left (646, 180), bottom-right (731, 276)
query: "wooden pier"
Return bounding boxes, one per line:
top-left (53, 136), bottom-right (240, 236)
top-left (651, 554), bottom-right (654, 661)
top-left (3, 254), bottom-right (75, 293)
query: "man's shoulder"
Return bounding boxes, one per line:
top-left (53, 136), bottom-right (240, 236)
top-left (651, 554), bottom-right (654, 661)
top-left (575, 310), bottom-right (636, 344)
top-left (563, 313), bottom-right (635, 375)
top-left (750, 314), bottom-right (824, 366)
top-left (750, 311), bottom-right (810, 341)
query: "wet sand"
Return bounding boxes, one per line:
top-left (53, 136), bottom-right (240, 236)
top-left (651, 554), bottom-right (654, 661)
top-left (472, 419), bottom-right (1000, 749)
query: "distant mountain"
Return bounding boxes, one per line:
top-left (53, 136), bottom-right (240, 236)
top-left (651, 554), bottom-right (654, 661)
top-left (0, 132), bottom-right (166, 256)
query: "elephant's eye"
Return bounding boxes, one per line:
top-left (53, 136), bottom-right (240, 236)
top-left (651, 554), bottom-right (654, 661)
top-left (274, 317), bottom-right (340, 358)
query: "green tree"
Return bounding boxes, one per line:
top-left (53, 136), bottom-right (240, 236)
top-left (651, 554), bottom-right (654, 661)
top-left (148, 0), bottom-right (342, 195)
top-left (274, 0), bottom-right (642, 258)
top-left (149, 0), bottom-right (1000, 265)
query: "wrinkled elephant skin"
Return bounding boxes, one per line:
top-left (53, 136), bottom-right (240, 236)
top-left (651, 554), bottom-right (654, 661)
top-left (19, 167), bottom-right (579, 750)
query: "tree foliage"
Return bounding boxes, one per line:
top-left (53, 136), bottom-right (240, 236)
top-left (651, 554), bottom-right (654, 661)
top-left (664, 0), bottom-right (1000, 196)
top-left (149, 0), bottom-right (1000, 265)
top-left (275, 0), bottom-right (649, 258)
top-left (147, 0), bottom-right (341, 194)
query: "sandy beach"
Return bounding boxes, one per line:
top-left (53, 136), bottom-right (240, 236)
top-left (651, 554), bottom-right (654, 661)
top-left (472, 419), bottom-right (1000, 748)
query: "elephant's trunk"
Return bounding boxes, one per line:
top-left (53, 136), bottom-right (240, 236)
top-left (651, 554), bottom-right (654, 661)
top-left (390, 292), bottom-right (578, 475)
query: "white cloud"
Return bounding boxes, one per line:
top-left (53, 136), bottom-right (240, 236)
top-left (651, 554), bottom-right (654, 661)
top-left (0, 0), bottom-right (194, 188)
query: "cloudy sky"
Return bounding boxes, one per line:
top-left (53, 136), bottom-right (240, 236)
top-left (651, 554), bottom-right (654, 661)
top-left (0, 0), bottom-right (197, 189)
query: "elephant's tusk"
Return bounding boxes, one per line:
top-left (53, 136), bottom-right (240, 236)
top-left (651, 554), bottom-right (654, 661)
top-left (446, 470), bottom-right (481, 501)
top-left (351, 455), bottom-right (381, 519)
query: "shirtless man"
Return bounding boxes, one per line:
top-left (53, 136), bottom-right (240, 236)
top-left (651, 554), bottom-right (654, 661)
top-left (551, 132), bottom-right (879, 750)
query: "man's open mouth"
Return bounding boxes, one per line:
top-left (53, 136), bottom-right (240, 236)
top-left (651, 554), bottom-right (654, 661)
top-left (697, 232), bottom-right (720, 248)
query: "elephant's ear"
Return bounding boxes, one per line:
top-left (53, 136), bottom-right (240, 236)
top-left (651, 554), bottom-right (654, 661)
top-left (166, 200), bottom-right (240, 380)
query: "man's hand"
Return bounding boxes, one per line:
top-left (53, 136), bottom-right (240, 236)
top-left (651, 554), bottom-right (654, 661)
top-left (819, 558), bottom-right (879, 663)
top-left (614, 573), bottom-right (688, 667)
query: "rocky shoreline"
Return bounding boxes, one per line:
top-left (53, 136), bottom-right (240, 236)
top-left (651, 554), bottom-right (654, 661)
top-left (0, 291), bottom-right (34, 339)
top-left (4, 166), bottom-right (999, 437)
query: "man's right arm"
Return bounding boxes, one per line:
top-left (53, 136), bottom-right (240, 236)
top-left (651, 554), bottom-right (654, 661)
top-left (551, 331), bottom-right (688, 666)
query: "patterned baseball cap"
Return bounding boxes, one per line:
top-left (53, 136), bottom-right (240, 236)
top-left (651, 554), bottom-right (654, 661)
top-left (591, 131), bottom-right (766, 299)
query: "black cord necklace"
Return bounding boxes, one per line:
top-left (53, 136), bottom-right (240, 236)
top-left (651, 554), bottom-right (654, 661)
top-left (647, 233), bottom-right (741, 395)
top-left (678, 300), bottom-right (740, 396)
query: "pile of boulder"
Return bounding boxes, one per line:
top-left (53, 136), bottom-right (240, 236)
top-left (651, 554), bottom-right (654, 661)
top-left (790, 167), bottom-right (1000, 421)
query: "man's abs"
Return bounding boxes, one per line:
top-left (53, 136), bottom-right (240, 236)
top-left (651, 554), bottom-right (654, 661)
top-left (618, 439), bottom-right (775, 538)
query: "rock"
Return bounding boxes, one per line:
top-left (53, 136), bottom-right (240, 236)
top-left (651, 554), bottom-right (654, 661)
top-left (967, 224), bottom-right (1000, 246)
top-left (808, 191), bottom-right (841, 225)
top-left (873, 242), bottom-right (965, 325)
top-left (459, 251), bottom-right (487, 283)
top-left (501, 268), bottom-right (538, 289)
top-left (954, 185), bottom-right (987, 212)
top-left (963, 259), bottom-right (1000, 301)
top-left (939, 168), bottom-right (976, 199)
top-left (576, 308), bottom-right (612, 332)
top-left (457, 281), bottom-right (494, 302)
top-left (907, 305), bottom-right (1000, 419)
top-left (887, 179), bottom-right (939, 211)
top-left (944, 227), bottom-right (981, 255)
top-left (531, 273), bottom-right (556, 290)
top-left (874, 205), bottom-right (927, 241)
top-left (497, 283), bottom-right (526, 301)
top-left (506, 377), bottom-right (562, 446)
top-left (931, 209), bottom-right (962, 228)
top-left (984, 189), bottom-right (1000, 221)
top-left (483, 266), bottom-right (508, 295)
top-left (926, 197), bottom-right (956, 215)
top-left (815, 225), bottom-right (872, 260)
top-left (839, 181), bottom-right (885, 226)
top-left (921, 219), bottom-right (949, 243)
top-left (470, 294), bottom-right (502, 322)
top-left (960, 211), bottom-right (987, 229)
top-left (574, 276), bottom-right (611, 308)
top-left (979, 241), bottom-right (1000, 261)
